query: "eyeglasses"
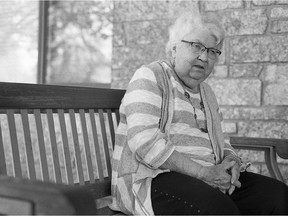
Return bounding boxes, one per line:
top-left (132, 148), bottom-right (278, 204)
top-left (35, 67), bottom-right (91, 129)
top-left (181, 40), bottom-right (221, 60)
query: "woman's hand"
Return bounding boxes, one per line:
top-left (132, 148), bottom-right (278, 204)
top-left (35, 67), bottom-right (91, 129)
top-left (198, 161), bottom-right (240, 193)
top-left (161, 151), bottom-right (241, 194)
top-left (221, 158), bottom-right (241, 195)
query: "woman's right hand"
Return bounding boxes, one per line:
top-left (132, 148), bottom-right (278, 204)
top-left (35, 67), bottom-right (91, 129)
top-left (198, 161), bottom-right (240, 193)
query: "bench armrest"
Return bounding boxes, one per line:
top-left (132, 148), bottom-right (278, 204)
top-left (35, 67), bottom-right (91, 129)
top-left (230, 136), bottom-right (288, 182)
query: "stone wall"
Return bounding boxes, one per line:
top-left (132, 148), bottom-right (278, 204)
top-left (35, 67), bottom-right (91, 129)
top-left (111, 0), bottom-right (288, 183)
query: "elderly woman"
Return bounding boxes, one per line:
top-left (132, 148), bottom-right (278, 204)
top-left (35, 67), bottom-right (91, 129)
top-left (110, 11), bottom-right (288, 215)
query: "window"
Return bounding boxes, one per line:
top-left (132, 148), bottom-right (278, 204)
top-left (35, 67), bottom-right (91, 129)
top-left (0, 0), bottom-right (38, 83)
top-left (0, 0), bottom-right (112, 88)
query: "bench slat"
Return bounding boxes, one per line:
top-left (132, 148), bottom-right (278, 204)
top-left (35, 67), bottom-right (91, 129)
top-left (6, 110), bottom-right (22, 178)
top-left (98, 109), bottom-right (112, 178)
top-left (107, 109), bottom-right (116, 149)
top-left (20, 109), bottom-right (36, 180)
top-left (34, 109), bottom-right (50, 181)
top-left (0, 122), bottom-right (7, 175)
top-left (89, 109), bottom-right (104, 181)
top-left (58, 109), bottom-right (74, 184)
top-left (79, 109), bottom-right (95, 183)
top-left (115, 109), bottom-right (120, 125)
top-left (47, 109), bottom-right (62, 183)
top-left (69, 109), bottom-right (85, 185)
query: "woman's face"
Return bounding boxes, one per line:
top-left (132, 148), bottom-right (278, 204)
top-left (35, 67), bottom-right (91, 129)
top-left (172, 28), bottom-right (220, 92)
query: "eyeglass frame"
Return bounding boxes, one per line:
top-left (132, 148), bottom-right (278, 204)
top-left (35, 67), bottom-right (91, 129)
top-left (181, 40), bottom-right (222, 60)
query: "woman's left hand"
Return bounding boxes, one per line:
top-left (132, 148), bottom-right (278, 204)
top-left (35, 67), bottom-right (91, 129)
top-left (221, 158), bottom-right (241, 195)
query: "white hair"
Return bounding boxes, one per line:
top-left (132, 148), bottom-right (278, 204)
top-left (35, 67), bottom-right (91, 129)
top-left (166, 11), bottom-right (225, 58)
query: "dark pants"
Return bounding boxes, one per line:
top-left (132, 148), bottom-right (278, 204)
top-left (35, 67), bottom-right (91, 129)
top-left (151, 171), bottom-right (288, 215)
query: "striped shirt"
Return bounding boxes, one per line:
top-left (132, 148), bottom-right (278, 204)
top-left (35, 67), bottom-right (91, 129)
top-left (110, 61), bottom-right (238, 215)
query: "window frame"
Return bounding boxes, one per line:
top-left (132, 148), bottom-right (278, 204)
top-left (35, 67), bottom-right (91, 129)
top-left (36, 1), bottom-right (111, 88)
top-left (37, 0), bottom-right (49, 84)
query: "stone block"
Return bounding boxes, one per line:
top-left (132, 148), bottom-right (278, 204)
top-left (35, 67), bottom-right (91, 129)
top-left (238, 121), bottom-right (288, 138)
top-left (221, 107), bottom-right (288, 120)
top-left (261, 64), bottom-right (288, 83)
top-left (111, 67), bottom-right (132, 89)
top-left (111, 77), bottom-right (130, 90)
top-left (244, 0), bottom-right (252, 8)
top-left (252, 0), bottom-right (276, 5)
top-left (115, 0), bottom-right (200, 21)
top-left (270, 36), bottom-right (288, 62)
top-left (271, 20), bottom-right (288, 33)
top-left (113, 1), bottom-right (130, 22)
top-left (261, 64), bottom-right (288, 106)
top-left (221, 9), bottom-right (268, 36)
top-left (222, 121), bottom-right (237, 133)
top-left (113, 1), bottom-right (170, 22)
top-left (112, 44), bottom-right (166, 70)
top-left (271, 7), bottom-right (288, 18)
top-left (253, 0), bottom-right (288, 5)
top-left (203, 0), bottom-right (243, 11)
top-left (263, 82), bottom-right (288, 105)
top-left (237, 150), bottom-right (265, 163)
top-left (276, 0), bottom-right (288, 4)
top-left (112, 47), bottom-right (130, 69)
top-left (230, 64), bottom-right (263, 77)
top-left (125, 20), bottom-right (171, 46)
top-left (111, 67), bottom-right (131, 80)
top-left (231, 36), bottom-right (288, 63)
top-left (247, 163), bottom-right (262, 175)
top-left (207, 78), bottom-right (261, 106)
top-left (212, 65), bottom-right (228, 77)
top-left (169, 0), bottom-right (200, 18)
top-left (231, 37), bottom-right (270, 63)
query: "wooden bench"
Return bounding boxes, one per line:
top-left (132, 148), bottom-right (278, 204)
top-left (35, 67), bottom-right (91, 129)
top-left (0, 82), bottom-right (287, 214)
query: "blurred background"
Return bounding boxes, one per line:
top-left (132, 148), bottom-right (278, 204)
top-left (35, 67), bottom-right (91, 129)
top-left (0, 0), bottom-right (287, 183)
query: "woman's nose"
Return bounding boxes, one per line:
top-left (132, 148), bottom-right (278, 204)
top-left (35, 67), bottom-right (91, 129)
top-left (197, 49), bottom-right (208, 61)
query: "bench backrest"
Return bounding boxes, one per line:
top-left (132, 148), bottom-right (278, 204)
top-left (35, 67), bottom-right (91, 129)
top-left (0, 82), bottom-right (125, 204)
top-left (1, 82), bottom-right (287, 214)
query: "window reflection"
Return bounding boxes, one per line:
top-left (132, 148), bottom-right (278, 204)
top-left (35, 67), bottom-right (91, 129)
top-left (0, 0), bottom-right (38, 83)
top-left (47, 0), bottom-right (112, 87)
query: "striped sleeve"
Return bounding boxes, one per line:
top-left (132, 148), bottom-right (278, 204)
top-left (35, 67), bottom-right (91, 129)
top-left (224, 138), bottom-right (238, 156)
top-left (223, 139), bottom-right (242, 165)
top-left (123, 67), bottom-right (175, 169)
